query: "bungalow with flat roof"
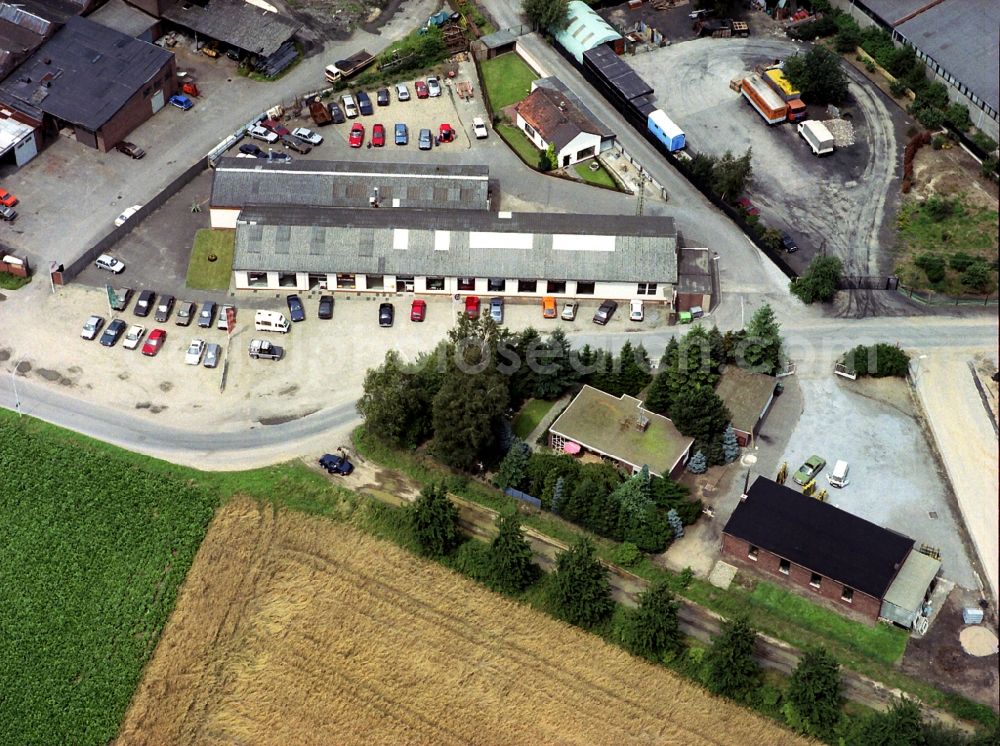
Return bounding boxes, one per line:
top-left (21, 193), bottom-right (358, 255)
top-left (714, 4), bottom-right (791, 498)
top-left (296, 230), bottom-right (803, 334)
top-left (723, 477), bottom-right (940, 625)
top-left (548, 385), bottom-right (693, 479)
top-left (715, 366), bottom-right (777, 447)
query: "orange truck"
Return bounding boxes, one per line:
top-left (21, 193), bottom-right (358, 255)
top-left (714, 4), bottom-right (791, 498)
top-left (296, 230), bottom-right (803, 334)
top-left (763, 68), bottom-right (807, 122)
top-left (741, 74), bottom-right (790, 125)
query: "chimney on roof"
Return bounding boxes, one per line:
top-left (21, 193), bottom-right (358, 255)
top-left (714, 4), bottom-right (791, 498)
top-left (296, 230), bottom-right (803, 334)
top-left (43, 58), bottom-right (51, 65)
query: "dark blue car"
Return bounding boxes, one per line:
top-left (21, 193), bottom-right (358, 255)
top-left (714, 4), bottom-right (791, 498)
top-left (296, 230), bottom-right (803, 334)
top-left (319, 454), bottom-right (355, 475)
top-left (169, 94), bottom-right (194, 111)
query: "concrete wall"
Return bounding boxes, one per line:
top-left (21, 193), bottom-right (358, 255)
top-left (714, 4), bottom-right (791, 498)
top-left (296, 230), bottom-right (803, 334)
top-left (234, 269), bottom-right (672, 303)
top-left (211, 207), bottom-right (239, 229)
top-left (721, 532), bottom-right (883, 622)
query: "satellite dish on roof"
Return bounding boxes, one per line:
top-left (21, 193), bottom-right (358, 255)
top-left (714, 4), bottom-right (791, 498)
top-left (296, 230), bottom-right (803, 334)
top-left (245, 0), bottom-right (278, 12)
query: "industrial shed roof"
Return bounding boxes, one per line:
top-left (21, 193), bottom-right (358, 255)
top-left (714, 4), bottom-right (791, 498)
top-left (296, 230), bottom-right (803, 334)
top-left (88, 0), bottom-right (159, 39)
top-left (233, 206), bottom-right (678, 283)
top-left (162, 0), bottom-right (300, 57)
top-left (724, 477), bottom-right (914, 599)
top-left (895, 0), bottom-right (999, 113)
top-left (212, 159), bottom-right (490, 211)
top-left (583, 43), bottom-right (653, 102)
top-left (554, 0), bottom-right (621, 64)
top-left (0, 15), bottom-right (173, 130)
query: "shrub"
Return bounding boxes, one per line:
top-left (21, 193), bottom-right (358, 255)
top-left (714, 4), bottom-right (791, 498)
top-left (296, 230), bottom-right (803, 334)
top-left (790, 256), bottom-right (843, 304)
top-left (911, 104), bottom-right (944, 129)
top-left (970, 132), bottom-right (998, 155)
top-left (864, 60), bottom-right (876, 73)
top-left (982, 156), bottom-right (999, 178)
top-left (944, 103), bottom-right (971, 132)
top-left (834, 27), bottom-right (859, 53)
top-left (914, 253), bottom-right (947, 284)
top-left (612, 541), bottom-right (642, 568)
top-left (931, 135), bottom-right (946, 150)
top-left (924, 195), bottom-right (956, 221)
top-left (844, 344), bottom-right (911, 378)
top-left (949, 252), bottom-right (976, 272)
top-left (889, 79), bottom-right (908, 98)
top-left (919, 81), bottom-right (950, 111)
top-left (961, 261), bottom-right (993, 292)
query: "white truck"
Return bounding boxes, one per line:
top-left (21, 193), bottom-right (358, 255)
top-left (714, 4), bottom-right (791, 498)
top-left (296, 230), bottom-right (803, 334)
top-left (797, 120), bottom-right (835, 156)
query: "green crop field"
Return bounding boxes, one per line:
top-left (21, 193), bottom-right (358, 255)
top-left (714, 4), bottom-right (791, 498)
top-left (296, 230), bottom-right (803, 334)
top-left (0, 412), bottom-right (218, 744)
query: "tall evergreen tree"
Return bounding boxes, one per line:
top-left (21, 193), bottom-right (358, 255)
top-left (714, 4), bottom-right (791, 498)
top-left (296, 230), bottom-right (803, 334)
top-left (486, 511), bottom-right (538, 594)
top-left (409, 482), bottom-right (460, 557)
top-left (784, 647), bottom-right (843, 739)
top-left (721, 425), bottom-right (741, 463)
top-left (620, 580), bottom-right (683, 661)
top-left (494, 438), bottom-right (531, 490)
top-left (550, 538), bottom-right (614, 629)
top-left (619, 340), bottom-right (653, 395)
top-left (743, 303), bottom-right (783, 374)
top-left (432, 366), bottom-right (509, 470)
top-left (642, 371), bottom-right (674, 416)
top-left (703, 615), bottom-right (760, 702)
top-left (671, 386), bottom-right (731, 443)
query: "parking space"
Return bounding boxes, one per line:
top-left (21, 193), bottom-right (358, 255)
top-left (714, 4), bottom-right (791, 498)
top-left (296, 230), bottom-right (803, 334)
top-left (773, 375), bottom-right (978, 590)
top-left (626, 38), bottom-right (908, 275)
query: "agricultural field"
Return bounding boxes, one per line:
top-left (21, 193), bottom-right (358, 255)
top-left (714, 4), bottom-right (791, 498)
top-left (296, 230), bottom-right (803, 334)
top-left (0, 412), bottom-right (217, 745)
top-left (118, 498), bottom-right (806, 745)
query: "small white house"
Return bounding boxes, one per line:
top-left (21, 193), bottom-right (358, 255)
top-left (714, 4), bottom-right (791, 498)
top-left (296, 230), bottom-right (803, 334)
top-left (515, 85), bottom-right (613, 168)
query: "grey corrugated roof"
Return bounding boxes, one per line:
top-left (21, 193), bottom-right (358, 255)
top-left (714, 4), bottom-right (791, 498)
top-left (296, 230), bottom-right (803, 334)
top-left (162, 0), bottom-right (300, 57)
top-left (856, 0), bottom-right (937, 24)
top-left (480, 29), bottom-right (516, 49)
top-left (0, 15), bottom-right (172, 130)
top-left (212, 158), bottom-right (490, 210)
top-left (895, 0), bottom-right (999, 112)
top-left (88, 0), bottom-right (159, 38)
top-left (534, 77), bottom-right (615, 139)
top-left (233, 206), bottom-right (677, 282)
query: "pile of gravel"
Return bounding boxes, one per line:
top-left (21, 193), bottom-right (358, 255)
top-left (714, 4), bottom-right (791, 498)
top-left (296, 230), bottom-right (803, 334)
top-left (824, 118), bottom-right (856, 148)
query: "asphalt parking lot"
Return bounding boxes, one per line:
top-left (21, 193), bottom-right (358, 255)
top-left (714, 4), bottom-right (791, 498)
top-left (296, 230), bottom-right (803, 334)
top-left (627, 38), bottom-right (910, 276)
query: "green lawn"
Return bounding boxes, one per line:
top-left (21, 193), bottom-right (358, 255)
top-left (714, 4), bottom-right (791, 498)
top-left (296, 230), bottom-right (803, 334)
top-left (497, 124), bottom-right (542, 167)
top-left (512, 399), bottom-right (557, 439)
top-left (480, 52), bottom-right (537, 112)
top-left (0, 271), bottom-right (30, 290)
top-left (574, 161), bottom-right (618, 190)
top-left (186, 228), bottom-right (235, 290)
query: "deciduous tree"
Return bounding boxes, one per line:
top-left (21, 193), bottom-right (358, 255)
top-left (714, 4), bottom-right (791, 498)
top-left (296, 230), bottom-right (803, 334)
top-left (783, 46), bottom-right (849, 104)
top-left (711, 148), bottom-right (753, 201)
top-left (791, 256), bottom-right (843, 304)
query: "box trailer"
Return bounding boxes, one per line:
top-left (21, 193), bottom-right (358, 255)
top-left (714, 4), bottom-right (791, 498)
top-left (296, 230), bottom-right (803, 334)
top-left (324, 49), bottom-right (375, 83)
top-left (797, 120), bottom-right (835, 155)
top-left (741, 75), bottom-right (788, 125)
top-left (308, 99), bottom-right (333, 126)
top-left (763, 68), bottom-right (807, 122)
top-left (647, 109), bottom-right (686, 152)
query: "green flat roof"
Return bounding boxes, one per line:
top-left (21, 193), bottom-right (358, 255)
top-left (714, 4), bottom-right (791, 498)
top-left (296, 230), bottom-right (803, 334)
top-left (715, 366), bottom-right (776, 434)
top-left (549, 385), bottom-right (692, 475)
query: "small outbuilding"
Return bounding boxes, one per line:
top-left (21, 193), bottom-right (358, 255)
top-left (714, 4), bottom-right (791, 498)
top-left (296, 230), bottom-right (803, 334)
top-left (477, 28), bottom-right (517, 59)
top-left (553, 0), bottom-right (623, 63)
top-left (714, 366), bottom-right (777, 447)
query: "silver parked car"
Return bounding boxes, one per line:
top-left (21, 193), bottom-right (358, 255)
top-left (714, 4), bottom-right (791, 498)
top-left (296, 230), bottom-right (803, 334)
top-left (203, 343), bottom-right (221, 369)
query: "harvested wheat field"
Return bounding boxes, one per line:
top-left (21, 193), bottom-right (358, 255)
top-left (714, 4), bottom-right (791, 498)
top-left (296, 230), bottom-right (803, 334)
top-left (117, 499), bottom-right (807, 745)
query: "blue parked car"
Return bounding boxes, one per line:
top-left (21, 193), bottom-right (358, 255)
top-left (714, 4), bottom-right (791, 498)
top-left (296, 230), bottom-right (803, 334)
top-left (394, 123), bottom-right (408, 145)
top-left (169, 94), bottom-right (194, 111)
top-left (319, 453), bottom-right (355, 476)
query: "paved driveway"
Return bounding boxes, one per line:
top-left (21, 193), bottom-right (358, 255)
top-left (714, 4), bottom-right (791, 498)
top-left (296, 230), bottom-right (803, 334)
top-left (627, 37), bottom-right (906, 275)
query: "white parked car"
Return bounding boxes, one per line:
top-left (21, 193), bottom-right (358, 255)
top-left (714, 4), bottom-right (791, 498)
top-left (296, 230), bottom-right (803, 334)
top-left (629, 299), bottom-right (644, 322)
top-left (292, 127), bottom-right (322, 145)
top-left (122, 324), bottom-right (146, 350)
top-left (248, 125), bottom-right (278, 143)
top-left (95, 254), bottom-right (126, 273)
top-left (560, 300), bottom-right (579, 321)
top-left (185, 339), bottom-right (206, 365)
top-left (395, 82), bottom-right (410, 101)
top-left (472, 116), bottom-right (489, 139)
top-left (426, 76), bottom-right (441, 97)
top-left (81, 315), bottom-right (104, 340)
top-left (342, 94), bottom-right (359, 118)
top-left (114, 205), bottom-right (141, 227)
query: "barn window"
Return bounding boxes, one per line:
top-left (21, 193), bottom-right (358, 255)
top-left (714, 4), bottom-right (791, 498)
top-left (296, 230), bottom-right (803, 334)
top-left (747, 545), bottom-right (759, 561)
top-left (779, 559), bottom-right (790, 575)
top-left (841, 586), bottom-right (854, 603)
top-left (809, 573), bottom-right (822, 589)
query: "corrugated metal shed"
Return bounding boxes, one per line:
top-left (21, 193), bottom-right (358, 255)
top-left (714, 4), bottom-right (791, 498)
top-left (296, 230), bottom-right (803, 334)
top-left (880, 550), bottom-right (941, 628)
top-left (554, 0), bottom-right (621, 64)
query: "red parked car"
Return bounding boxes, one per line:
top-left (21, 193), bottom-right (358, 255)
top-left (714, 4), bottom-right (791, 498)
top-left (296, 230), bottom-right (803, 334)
top-left (465, 295), bottom-right (480, 319)
top-left (438, 123), bottom-right (455, 143)
top-left (735, 197), bottom-right (759, 217)
top-left (261, 118), bottom-right (290, 137)
top-left (349, 123), bottom-right (365, 148)
top-left (0, 187), bottom-right (17, 207)
top-left (414, 80), bottom-right (429, 99)
top-left (372, 123), bottom-right (385, 147)
top-left (410, 299), bottom-right (427, 322)
top-left (141, 328), bottom-right (166, 357)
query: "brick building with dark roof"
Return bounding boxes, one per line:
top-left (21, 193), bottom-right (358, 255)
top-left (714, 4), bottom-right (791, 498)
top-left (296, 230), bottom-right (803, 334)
top-left (0, 14), bottom-right (175, 151)
top-left (723, 477), bottom-right (939, 625)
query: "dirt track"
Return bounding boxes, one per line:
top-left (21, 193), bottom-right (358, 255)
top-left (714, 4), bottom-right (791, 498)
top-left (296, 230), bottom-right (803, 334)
top-left (117, 499), bottom-right (805, 745)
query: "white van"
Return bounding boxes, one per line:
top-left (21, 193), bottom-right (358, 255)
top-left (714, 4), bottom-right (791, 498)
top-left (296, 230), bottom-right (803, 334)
top-left (254, 310), bottom-right (290, 334)
top-left (828, 460), bottom-right (850, 488)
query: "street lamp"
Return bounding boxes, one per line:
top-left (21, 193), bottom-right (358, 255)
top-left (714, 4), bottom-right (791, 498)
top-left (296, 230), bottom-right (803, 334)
top-left (10, 356), bottom-right (26, 417)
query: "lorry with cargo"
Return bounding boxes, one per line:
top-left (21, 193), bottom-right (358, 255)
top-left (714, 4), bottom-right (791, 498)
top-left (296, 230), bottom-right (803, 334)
top-left (797, 120), bottom-right (835, 155)
top-left (308, 98), bottom-right (333, 126)
top-left (324, 50), bottom-right (375, 84)
top-left (762, 67), bottom-right (807, 122)
top-left (741, 74), bottom-right (791, 125)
